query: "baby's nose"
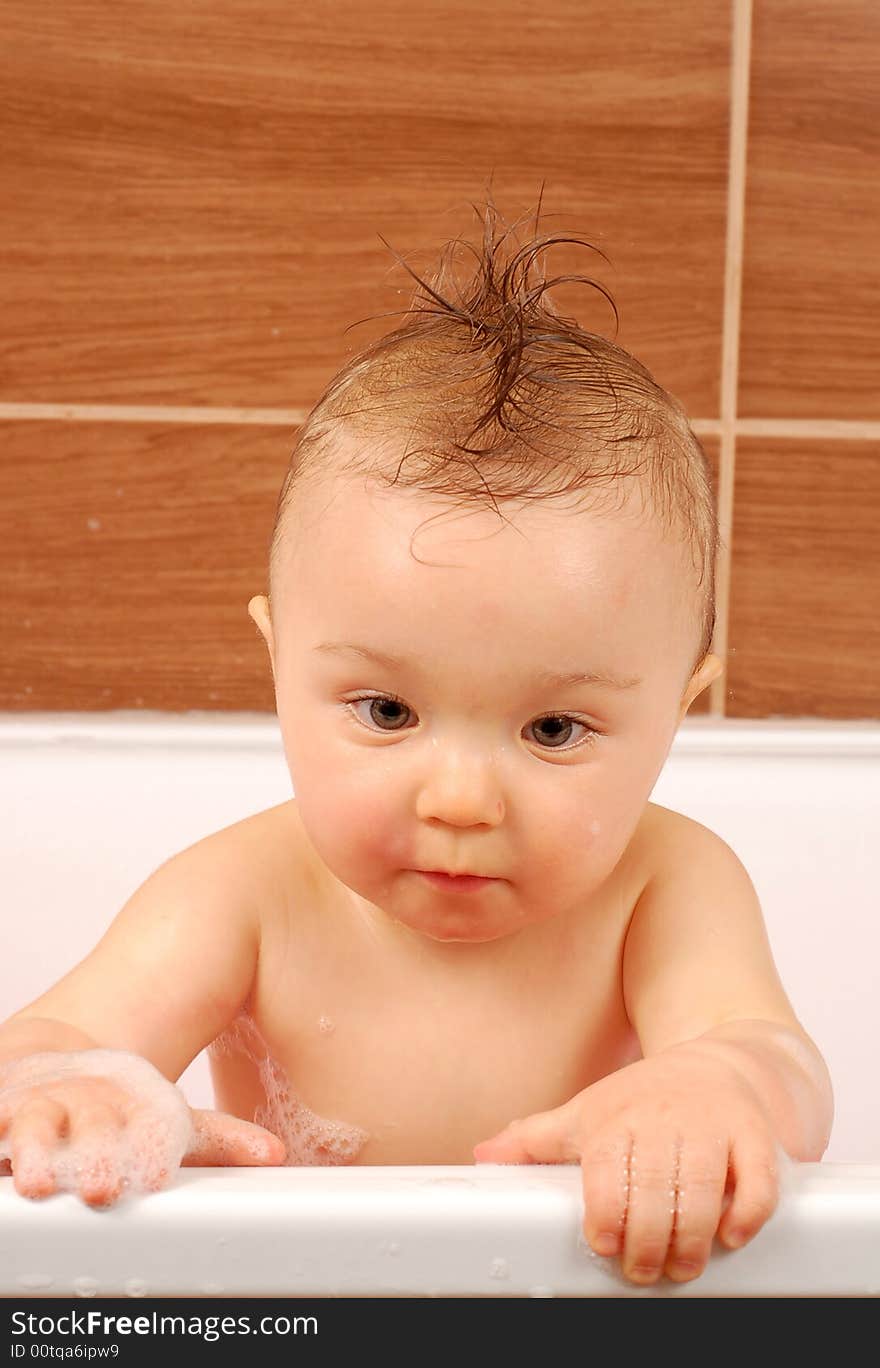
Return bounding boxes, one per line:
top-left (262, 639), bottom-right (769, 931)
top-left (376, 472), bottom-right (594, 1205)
top-left (415, 761), bottom-right (505, 827)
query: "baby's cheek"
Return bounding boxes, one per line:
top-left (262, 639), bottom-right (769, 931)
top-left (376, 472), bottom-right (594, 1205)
top-left (306, 782), bottom-right (402, 886)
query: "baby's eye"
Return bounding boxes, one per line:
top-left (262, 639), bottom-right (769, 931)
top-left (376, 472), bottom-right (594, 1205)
top-left (347, 693), bottom-right (413, 732)
top-left (344, 695), bottom-right (597, 751)
top-left (527, 715), bottom-right (595, 750)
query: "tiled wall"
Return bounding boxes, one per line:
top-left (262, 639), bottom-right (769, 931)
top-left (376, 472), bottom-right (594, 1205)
top-left (1, 1), bottom-right (877, 718)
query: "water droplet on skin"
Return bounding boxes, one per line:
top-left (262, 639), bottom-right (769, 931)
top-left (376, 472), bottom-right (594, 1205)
top-left (317, 1016), bottom-right (335, 1034)
top-left (73, 1276), bottom-right (99, 1298)
top-left (489, 1257), bottom-right (510, 1279)
top-left (87, 518), bottom-right (101, 532)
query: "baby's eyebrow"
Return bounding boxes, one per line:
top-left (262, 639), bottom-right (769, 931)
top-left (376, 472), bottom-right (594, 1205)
top-left (313, 641), bottom-right (642, 691)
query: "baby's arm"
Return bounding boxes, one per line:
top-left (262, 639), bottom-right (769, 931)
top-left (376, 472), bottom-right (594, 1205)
top-left (0, 821), bottom-right (286, 1205)
top-left (474, 816), bottom-right (834, 1285)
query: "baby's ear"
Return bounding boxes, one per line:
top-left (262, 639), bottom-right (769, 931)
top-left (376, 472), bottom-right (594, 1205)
top-left (680, 652), bottom-right (723, 716)
top-left (248, 595), bottom-right (276, 679)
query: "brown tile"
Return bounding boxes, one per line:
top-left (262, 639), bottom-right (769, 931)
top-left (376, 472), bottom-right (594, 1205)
top-left (0, 2), bottom-right (729, 415)
top-left (740, 0), bottom-right (880, 417)
top-left (0, 422), bottom-right (287, 712)
top-left (687, 434), bottom-right (721, 716)
top-left (727, 438), bottom-right (880, 717)
top-left (0, 421), bottom-right (724, 715)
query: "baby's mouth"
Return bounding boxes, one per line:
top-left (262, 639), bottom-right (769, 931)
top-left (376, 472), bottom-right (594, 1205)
top-left (416, 871), bottom-right (498, 892)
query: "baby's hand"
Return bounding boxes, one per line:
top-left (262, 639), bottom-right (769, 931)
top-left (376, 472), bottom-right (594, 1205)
top-left (0, 1049), bottom-right (286, 1207)
top-left (473, 1047), bottom-right (784, 1286)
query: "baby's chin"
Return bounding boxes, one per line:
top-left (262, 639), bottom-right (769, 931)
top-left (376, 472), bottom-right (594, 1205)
top-left (388, 898), bottom-right (537, 947)
top-left (344, 874), bottom-right (543, 948)
top-left (409, 922), bottom-right (517, 945)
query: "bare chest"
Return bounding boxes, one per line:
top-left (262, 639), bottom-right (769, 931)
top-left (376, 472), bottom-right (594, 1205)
top-left (209, 846), bottom-right (644, 1164)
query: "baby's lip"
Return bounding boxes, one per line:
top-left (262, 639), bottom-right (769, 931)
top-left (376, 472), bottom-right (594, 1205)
top-left (418, 869), bottom-right (497, 879)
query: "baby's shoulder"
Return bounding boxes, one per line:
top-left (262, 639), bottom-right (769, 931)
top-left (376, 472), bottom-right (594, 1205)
top-left (204, 798), bottom-right (308, 899)
top-left (635, 801), bottom-right (722, 883)
top-left (159, 800), bottom-right (309, 943)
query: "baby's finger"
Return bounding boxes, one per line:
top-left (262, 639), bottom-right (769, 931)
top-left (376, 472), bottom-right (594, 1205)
top-left (184, 1109), bottom-right (286, 1167)
top-left (120, 1092), bottom-right (194, 1194)
top-left (68, 1101), bottom-right (125, 1207)
top-left (0, 1105), bottom-right (11, 1172)
top-left (578, 1134), bottom-right (632, 1263)
top-left (663, 1140), bottom-right (730, 1283)
top-left (717, 1132), bottom-right (780, 1251)
top-left (7, 1097), bottom-right (68, 1199)
top-left (615, 1136), bottom-right (684, 1285)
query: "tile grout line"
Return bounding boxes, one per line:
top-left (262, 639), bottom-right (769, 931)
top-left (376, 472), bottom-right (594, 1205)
top-left (711, 0), bottom-right (754, 717)
top-left (0, 403), bottom-right (312, 426)
top-left (728, 420), bottom-right (880, 439)
top-left (0, 408), bottom-right (876, 437)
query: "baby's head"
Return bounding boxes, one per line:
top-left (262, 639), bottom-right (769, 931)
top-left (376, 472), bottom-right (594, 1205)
top-left (249, 199), bottom-right (723, 947)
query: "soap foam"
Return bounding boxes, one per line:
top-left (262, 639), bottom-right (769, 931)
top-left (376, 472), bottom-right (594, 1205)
top-left (209, 1014), bottom-right (368, 1165)
top-left (0, 1050), bottom-right (193, 1200)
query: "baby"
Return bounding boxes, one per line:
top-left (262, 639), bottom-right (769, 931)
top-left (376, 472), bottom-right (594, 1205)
top-left (0, 197), bottom-right (833, 1288)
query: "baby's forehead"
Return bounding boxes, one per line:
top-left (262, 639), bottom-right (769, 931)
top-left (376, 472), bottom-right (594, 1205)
top-left (274, 471), bottom-right (694, 638)
top-left (282, 466), bottom-right (675, 567)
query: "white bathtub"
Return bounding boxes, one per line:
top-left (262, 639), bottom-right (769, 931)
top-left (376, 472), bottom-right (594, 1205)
top-left (1, 712), bottom-right (878, 1297)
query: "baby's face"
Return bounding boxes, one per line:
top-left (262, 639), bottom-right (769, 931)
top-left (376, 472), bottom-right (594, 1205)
top-left (251, 457), bottom-right (718, 948)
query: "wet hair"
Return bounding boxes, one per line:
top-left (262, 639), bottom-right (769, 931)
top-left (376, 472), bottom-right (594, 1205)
top-left (268, 189), bottom-right (720, 676)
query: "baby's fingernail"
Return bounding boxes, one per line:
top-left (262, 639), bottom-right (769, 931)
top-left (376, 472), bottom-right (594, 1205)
top-left (725, 1228), bottom-right (747, 1248)
top-left (593, 1232), bottom-right (619, 1256)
